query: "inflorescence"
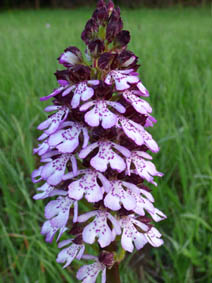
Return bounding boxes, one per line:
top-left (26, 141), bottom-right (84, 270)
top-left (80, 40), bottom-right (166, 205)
top-left (32, 1), bottom-right (166, 282)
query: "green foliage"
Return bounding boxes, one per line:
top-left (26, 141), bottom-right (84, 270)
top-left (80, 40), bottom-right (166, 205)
top-left (0, 7), bottom-right (211, 283)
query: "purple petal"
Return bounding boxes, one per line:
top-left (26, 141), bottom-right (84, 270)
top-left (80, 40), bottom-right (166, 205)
top-left (40, 86), bottom-right (65, 101)
top-left (44, 105), bottom-right (61, 112)
top-left (137, 81), bottom-right (149, 96)
top-left (41, 220), bottom-right (67, 243)
top-left (84, 106), bottom-right (100, 127)
top-left (33, 140), bottom-right (50, 156)
top-left (106, 101), bottom-right (126, 113)
top-left (78, 142), bottom-right (98, 159)
top-left (59, 51), bottom-right (79, 65)
top-left (31, 166), bottom-right (43, 183)
top-left (112, 142), bottom-right (131, 157)
top-left (145, 227), bottom-right (164, 247)
top-left (62, 85), bottom-right (75, 97)
top-left (77, 210), bottom-right (98, 223)
top-left (149, 208), bottom-right (167, 222)
top-left (33, 182), bottom-right (67, 200)
top-left (87, 80), bottom-right (99, 85)
top-left (80, 101), bottom-right (95, 112)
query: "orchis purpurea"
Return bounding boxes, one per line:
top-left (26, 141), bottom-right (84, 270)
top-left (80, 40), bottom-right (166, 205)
top-left (32, 1), bottom-right (166, 282)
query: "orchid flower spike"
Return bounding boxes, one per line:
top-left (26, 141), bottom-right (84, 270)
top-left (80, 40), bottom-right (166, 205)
top-left (32, 1), bottom-right (166, 282)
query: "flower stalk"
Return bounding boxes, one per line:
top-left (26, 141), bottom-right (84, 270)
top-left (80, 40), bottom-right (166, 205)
top-left (107, 263), bottom-right (121, 283)
top-left (32, 1), bottom-right (166, 282)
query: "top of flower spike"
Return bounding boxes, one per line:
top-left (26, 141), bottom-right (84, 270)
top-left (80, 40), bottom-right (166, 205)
top-left (81, 0), bottom-right (129, 50)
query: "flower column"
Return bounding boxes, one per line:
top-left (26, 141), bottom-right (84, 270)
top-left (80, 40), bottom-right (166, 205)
top-left (32, 1), bottom-right (166, 282)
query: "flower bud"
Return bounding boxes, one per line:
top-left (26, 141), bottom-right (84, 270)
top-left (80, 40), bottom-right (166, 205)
top-left (81, 18), bottom-right (98, 44)
top-left (99, 251), bottom-right (114, 267)
top-left (94, 80), bottom-right (113, 98)
top-left (54, 70), bottom-right (69, 82)
top-left (116, 50), bottom-right (138, 69)
top-left (115, 30), bottom-right (130, 48)
top-left (92, 6), bottom-right (108, 25)
top-left (98, 52), bottom-right (115, 69)
top-left (97, 0), bottom-right (105, 9)
top-left (88, 39), bottom-right (105, 57)
top-left (107, 0), bottom-right (115, 15)
top-left (69, 64), bottom-right (91, 82)
top-left (106, 7), bottom-right (123, 43)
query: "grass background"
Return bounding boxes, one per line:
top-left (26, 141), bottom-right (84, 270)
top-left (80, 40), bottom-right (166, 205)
top-left (0, 6), bottom-right (212, 283)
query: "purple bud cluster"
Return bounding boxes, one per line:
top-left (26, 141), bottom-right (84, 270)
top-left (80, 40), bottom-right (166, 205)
top-left (32, 1), bottom-right (166, 282)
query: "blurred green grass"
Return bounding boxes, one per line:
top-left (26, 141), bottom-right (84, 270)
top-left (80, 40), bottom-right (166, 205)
top-left (0, 7), bottom-right (212, 283)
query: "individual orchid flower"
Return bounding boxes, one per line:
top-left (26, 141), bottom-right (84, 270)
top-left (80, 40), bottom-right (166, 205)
top-left (32, 151), bottom-right (77, 185)
top-left (145, 227), bottom-right (164, 247)
top-left (41, 220), bottom-right (68, 243)
top-left (104, 180), bottom-right (155, 215)
top-left (122, 90), bottom-right (152, 115)
top-left (126, 151), bottom-right (163, 186)
top-left (37, 105), bottom-right (69, 136)
top-left (76, 255), bottom-right (106, 283)
top-left (62, 80), bottom-right (99, 108)
top-left (105, 69), bottom-right (139, 91)
top-left (119, 214), bottom-right (149, 252)
top-left (77, 210), bottom-right (121, 248)
top-left (119, 215), bottom-right (164, 252)
top-left (79, 140), bottom-right (130, 172)
top-left (44, 196), bottom-right (78, 227)
top-left (56, 238), bottom-right (85, 268)
top-left (80, 100), bottom-right (125, 129)
top-left (104, 180), bottom-right (137, 211)
top-left (63, 169), bottom-right (110, 203)
top-left (48, 121), bottom-right (89, 153)
top-left (127, 185), bottom-right (155, 216)
top-left (117, 115), bottom-right (159, 152)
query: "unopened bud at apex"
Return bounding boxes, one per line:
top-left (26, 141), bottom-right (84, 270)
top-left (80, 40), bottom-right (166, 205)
top-left (88, 39), bottom-right (105, 57)
top-left (115, 30), bottom-right (130, 48)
